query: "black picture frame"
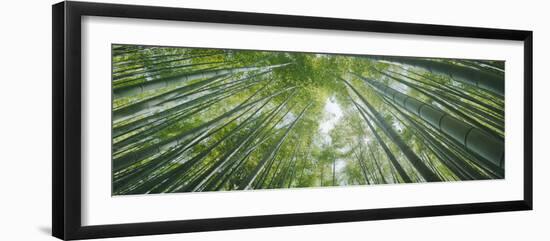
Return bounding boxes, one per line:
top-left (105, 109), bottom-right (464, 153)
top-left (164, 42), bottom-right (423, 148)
top-left (52, 1), bottom-right (533, 240)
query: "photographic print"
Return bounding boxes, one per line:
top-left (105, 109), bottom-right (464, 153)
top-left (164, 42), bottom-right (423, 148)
top-left (111, 44), bottom-right (505, 195)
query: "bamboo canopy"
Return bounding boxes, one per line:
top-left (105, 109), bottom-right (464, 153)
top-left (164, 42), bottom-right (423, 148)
top-left (110, 45), bottom-right (506, 195)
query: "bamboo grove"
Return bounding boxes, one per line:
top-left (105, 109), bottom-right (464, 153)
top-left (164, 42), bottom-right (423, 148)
top-left (111, 44), bottom-right (505, 195)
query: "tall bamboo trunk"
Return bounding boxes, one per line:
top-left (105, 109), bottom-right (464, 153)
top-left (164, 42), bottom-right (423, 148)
top-left (239, 102), bottom-right (313, 190)
top-left (366, 56), bottom-right (504, 96)
top-left (351, 99), bottom-right (413, 183)
top-left (113, 87), bottom-right (294, 172)
top-left (113, 63), bottom-right (290, 98)
top-left (342, 78), bottom-right (441, 182)
top-left (357, 75), bottom-right (504, 169)
top-left (376, 68), bottom-right (503, 138)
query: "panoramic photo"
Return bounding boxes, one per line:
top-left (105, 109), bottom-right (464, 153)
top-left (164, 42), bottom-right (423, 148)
top-left (111, 44), bottom-right (505, 195)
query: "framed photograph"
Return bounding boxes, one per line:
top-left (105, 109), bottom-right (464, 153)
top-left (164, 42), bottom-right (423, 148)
top-left (52, 1), bottom-right (533, 240)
